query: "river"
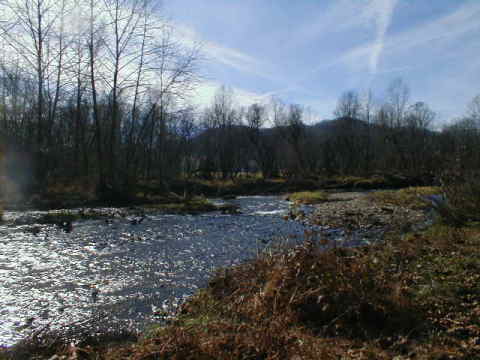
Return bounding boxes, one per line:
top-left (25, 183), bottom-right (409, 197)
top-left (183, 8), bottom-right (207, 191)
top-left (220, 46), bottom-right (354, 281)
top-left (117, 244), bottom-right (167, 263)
top-left (0, 196), bottom-right (326, 346)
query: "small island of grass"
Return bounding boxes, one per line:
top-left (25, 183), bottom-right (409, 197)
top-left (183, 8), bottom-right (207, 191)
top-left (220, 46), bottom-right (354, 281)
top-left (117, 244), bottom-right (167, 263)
top-left (288, 190), bottom-right (329, 204)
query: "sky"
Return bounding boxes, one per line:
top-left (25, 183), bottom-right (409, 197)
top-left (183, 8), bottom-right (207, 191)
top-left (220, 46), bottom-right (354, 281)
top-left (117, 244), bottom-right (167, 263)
top-left (164, 0), bottom-right (480, 125)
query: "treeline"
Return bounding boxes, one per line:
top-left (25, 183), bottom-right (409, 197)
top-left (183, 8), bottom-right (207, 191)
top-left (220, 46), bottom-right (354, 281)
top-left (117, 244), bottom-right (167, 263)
top-left (193, 82), bottom-right (480, 182)
top-left (0, 1), bottom-right (479, 199)
top-left (0, 0), bottom-right (199, 198)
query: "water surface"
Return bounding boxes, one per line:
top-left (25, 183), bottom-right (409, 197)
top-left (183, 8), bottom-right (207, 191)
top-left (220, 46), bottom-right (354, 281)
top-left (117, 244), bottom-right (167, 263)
top-left (0, 196), bottom-right (318, 345)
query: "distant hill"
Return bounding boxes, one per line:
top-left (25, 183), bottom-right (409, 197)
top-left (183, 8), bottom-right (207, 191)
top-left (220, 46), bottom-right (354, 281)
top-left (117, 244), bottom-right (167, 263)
top-left (191, 115), bottom-right (435, 145)
top-left (310, 116), bottom-right (369, 137)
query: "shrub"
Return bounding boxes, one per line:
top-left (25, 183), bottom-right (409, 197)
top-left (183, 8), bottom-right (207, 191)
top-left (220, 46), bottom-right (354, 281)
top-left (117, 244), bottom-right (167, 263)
top-left (439, 166), bottom-right (480, 225)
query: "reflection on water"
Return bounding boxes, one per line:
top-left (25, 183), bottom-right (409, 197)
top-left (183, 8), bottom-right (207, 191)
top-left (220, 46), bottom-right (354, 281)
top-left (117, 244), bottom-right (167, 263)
top-left (0, 196), bottom-right (318, 346)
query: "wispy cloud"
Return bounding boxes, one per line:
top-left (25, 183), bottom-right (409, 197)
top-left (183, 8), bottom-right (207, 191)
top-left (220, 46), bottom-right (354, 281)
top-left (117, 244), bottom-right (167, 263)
top-left (173, 22), bottom-right (279, 82)
top-left (341, 1), bottom-right (480, 72)
top-left (368, 0), bottom-right (398, 75)
top-left (293, 0), bottom-right (376, 45)
top-left (267, 0), bottom-right (395, 96)
top-left (387, 2), bottom-right (479, 53)
top-left (191, 81), bottom-right (271, 109)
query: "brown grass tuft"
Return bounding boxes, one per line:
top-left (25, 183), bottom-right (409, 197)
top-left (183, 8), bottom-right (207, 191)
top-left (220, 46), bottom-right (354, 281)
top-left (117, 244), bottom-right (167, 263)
top-left (367, 186), bottom-right (441, 210)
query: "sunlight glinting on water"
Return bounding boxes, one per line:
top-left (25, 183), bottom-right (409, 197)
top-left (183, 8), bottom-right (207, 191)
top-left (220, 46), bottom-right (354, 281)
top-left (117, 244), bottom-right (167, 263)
top-left (0, 196), bottom-right (320, 346)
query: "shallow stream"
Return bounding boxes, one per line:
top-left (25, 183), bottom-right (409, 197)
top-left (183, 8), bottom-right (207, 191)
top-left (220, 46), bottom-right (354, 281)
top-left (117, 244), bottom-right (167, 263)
top-left (0, 196), bottom-right (331, 346)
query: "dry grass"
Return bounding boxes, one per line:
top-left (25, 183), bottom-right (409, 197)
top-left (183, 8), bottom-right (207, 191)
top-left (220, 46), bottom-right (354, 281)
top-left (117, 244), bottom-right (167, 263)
top-left (440, 168), bottom-right (480, 224)
top-left (144, 196), bottom-right (218, 214)
top-left (368, 186), bottom-right (441, 210)
top-left (140, 225), bottom-right (480, 359)
top-left (288, 190), bottom-right (329, 204)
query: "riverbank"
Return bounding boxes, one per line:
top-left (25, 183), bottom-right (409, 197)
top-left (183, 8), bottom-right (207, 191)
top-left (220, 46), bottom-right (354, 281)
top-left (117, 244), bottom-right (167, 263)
top-left (3, 187), bottom-right (479, 359)
top-left (2, 173), bottom-right (432, 212)
top-left (310, 187), bottom-right (440, 235)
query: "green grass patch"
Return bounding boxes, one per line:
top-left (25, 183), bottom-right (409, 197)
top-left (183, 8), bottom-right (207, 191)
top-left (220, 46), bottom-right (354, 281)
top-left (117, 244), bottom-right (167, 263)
top-left (144, 196), bottom-right (218, 214)
top-left (288, 190), bottom-right (329, 204)
top-left (368, 186), bottom-right (441, 210)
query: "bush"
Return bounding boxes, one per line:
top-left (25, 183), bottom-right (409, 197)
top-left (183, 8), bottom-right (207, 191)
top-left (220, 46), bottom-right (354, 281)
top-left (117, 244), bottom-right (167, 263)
top-left (439, 166), bottom-right (480, 225)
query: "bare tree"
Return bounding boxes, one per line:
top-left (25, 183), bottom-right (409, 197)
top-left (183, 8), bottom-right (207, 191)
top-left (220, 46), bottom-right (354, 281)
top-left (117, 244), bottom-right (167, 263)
top-left (405, 101), bottom-right (435, 130)
top-left (273, 98), bottom-right (306, 176)
top-left (402, 101), bottom-right (435, 173)
top-left (97, 0), bottom-right (145, 191)
top-left (201, 86), bottom-right (241, 179)
top-left (245, 103), bottom-right (276, 178)
top-left (360, 89), bottom-right (375, 172)
top-left (84, 0), bottom-right (108, 191)
top-left (466, 94), bottom-right (480, 127)
top-left (333, 90), bottom-right (361, 119)
top-left (0, 0), bottom-right (202, 196)
top-left (83, 0), bottom-right (199, 193)
top-left (387, 78), bottom-right (410, 127)
top-left (0, 0), bottom-right (75, 185)
top-left (67, 4), bottom-right (92, 177)
top-left (144, 24), bottom-right (200, 183)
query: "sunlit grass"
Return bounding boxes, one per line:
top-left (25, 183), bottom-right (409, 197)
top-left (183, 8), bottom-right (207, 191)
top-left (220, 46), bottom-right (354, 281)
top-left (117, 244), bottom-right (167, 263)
top-left (144, 196), bottom-right (218, 214)
top-left (368, 186), bottom-right (441, 209)
top-left (289, 190), bottom-right (328, 204)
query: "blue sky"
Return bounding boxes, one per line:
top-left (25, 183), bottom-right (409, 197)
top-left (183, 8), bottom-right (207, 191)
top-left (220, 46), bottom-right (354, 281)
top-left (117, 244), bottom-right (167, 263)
top-left (165, 0), bottom-right (480, 125)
